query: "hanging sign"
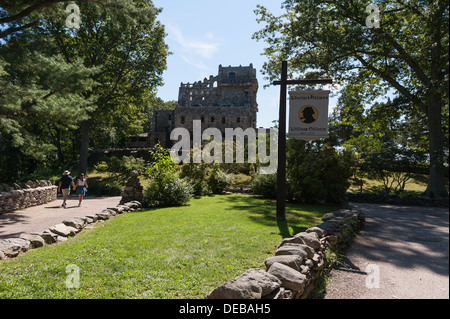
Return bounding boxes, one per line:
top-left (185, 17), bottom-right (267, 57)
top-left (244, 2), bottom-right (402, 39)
top-left (288, 90), bottom-right (330, 140)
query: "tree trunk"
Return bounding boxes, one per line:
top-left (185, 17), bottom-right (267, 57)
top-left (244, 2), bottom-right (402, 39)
top-left (78, 120), bottom-right (90, 176)
top-left (423, 93), bottom-right (448, 197)
top-left (54, 128), bottom-right (64, 165)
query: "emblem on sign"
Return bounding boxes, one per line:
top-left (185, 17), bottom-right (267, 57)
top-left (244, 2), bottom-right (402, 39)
top-left (298, 105), bottom-right (318, 124)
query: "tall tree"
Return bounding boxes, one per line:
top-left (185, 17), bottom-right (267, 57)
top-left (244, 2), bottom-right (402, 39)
top-left (45, 0), bottom-right (168, 175)
top-left (253, 0), bottom-right (449, 197)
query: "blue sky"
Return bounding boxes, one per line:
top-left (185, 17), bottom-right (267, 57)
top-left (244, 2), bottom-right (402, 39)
top-left (152, 0), bottom-right (339, 129)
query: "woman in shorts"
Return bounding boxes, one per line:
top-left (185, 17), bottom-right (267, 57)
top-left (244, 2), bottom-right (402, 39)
top-left (74, 173), bottom-right (88, 207)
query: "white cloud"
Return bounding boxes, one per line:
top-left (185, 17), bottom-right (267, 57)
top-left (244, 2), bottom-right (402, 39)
top-left (167, 22), bottom-right (221, 70)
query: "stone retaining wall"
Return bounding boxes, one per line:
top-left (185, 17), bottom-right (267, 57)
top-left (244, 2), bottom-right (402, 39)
top-left (0, 180), bottom-right (57, 215)
top-left (205, 206), bottom-right (365, 299)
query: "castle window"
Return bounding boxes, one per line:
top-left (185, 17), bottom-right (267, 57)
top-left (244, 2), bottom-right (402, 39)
top-left (222, 117), bottom-right (225, 124)
top-left (201, 116), bottom-right (204, 123)
top-left (211, 116), bottom-right (215, 123)
top-left (237, 117), bottom-right (241, 123)
top-left (181, 116), bottom-right (185, 124)
top-left (229, 72), bottom-right (236, 79)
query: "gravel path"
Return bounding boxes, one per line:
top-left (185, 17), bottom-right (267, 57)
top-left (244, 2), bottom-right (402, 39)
top-left (324, 203), bottom-right (449, 299)
top-left (0, 195), bottom-right (122, 239)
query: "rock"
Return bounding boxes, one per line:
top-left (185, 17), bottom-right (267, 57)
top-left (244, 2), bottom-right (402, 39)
top-left (321, 212), bottom-right (336, 221)
top-left (276, 243), bottom-right (314, 259)
top-left (19, 233), bottom-right (44, 248)
top-left (96, 211), bottom-right (111, 220)
top-left (49, 223), bottom-right (78, 237)
top-left (56, 235), bottom-right (68, 242)
top-left (304, 259), bottom-right (314, 268)
top-left (333, 209), bottom-right (353, 218)
top-left (262, 287), bottom-right (294, 299)
top-left (206, 268), bottom-right (281, 299)
top-left (85, 215), bottom-right (98, 222)
top-left (63, 217), bottom-right (85, 230)
top-left (305, 226), bottom-right (325, 238)
top-left (40, 230), bottom-right (58, 244)
top-left (267, 262), bottom-right (307, 293)
top-left (108, 207), bottom-right (124, 214)
top-left (130, 170), bottom-right (139, 177)
top-left (264, 255), bottom-right (304, 272)
top-left (312, 254), bottom-right (326, 271)
top-left (3, 238), bottom-right (30, 252)
top-left (0, 240), bottom-right (22, 257)
top-left (117, 205), bottom-right (131, 212)
top-left (0, 250), bottom-right (5, 260)
top-left (292, 232), bottom-right (321, 250)
top-left (314, 221), bottom-right (339, 236)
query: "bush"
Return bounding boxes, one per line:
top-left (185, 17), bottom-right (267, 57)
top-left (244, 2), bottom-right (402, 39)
top-left (143, 144), bottom-right (193, 207)
top-left (143, 171), bottom-right (193, 207)
top-left (207, 164), bottom-right (233, 194)
top-left (287, 139), bottom-right (356, 204)
top-left (180, 163), bottom-right (209, 196)
top-left (251, 173), bottom-right (277, 199)
top-left (94, 156), bottom-right (145, 181)
top-left (87, 178), bottom-right (123, 196)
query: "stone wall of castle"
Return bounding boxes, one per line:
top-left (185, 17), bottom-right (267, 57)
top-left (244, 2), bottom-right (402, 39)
top-left (149, 64), bottom-right (259, 148)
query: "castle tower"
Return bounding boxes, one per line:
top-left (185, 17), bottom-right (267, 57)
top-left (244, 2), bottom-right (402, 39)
top-left (150, 64), bottom-right (259, 147)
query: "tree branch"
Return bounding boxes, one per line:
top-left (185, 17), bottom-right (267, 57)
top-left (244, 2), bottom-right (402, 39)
top-left (354, 54), bottom-right (427, 112)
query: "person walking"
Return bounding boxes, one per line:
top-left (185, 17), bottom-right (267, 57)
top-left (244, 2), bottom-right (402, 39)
top-left (58, 170), bottom-right (75, 208)
top-left (74, 173), bottom-right (88, 207)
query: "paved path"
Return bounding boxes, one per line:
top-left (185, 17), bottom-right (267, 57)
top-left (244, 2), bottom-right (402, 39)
top-left (0, 195), bottom-right (121, 239)
top-left (324, 203), bottom-right (449, 299)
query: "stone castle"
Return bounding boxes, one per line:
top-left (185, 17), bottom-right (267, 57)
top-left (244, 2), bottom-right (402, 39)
top-left (128, 64), bottom-right (259, 148)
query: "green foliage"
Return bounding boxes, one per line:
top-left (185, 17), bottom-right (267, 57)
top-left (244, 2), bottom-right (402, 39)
top-left (286, 139), bottom-right (356, 204)
top-left (87, 178), bottom-right (122, 196)
top-left (179, 163), bottom-right (209, 196)
top-left (180, 163), bottom-right (233, 195)
top-left (361, 146), bottom-right (428, 195)
top-left (143, 144), bottom-right (193, 207)
top-left (253, 0), bottom-right (449, 197)
top-left (207, 164), bottom-right (233, 194)
top-left (0, 0), bottom-right (169, 179)
top-left (251, 173), bottom-right (277, 199)
top-left (143, 172), bottom-right (193, 208)
top-left (145, 144), bottom-right (176, 178)
top-left (94, 156), bottom-right (145, 181)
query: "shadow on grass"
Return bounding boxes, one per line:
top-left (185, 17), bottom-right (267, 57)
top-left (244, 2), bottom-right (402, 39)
top-left (216, 194), bottom-right (337, 239)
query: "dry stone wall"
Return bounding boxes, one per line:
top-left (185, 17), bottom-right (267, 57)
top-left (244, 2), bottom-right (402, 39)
top-left (205, 206), bottom-right (365, 299)
top-left (0, 180), bottom-right (57, 215)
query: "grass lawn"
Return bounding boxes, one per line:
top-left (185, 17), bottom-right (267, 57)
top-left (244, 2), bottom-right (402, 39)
top-left (0, 194), bottom-right (336, 299)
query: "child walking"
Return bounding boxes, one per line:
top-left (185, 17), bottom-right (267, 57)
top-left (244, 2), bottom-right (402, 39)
top-left (74, 173), bottom-right (88, 207)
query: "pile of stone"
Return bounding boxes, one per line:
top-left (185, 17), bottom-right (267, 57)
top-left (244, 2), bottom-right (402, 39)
top-left (205, 207), bottom-right (365, 299)
top-left (120, 171), bottom-right (143, 205)
top-left (0, 200), bottom-right (142, 260)
top-left (0, 180), bottom-right (57, 215)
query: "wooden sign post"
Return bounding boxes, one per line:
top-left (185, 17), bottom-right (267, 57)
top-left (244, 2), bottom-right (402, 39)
top-left (272, 61), bottom-right (332, 219)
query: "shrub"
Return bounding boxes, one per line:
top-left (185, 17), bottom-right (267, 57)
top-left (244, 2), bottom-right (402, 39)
top-left (143, 172), bottom-right (193, 207)
top-left (251, 173), bottom-right (277, 199)
top-left (286, 139), bottom-right (356, 204)
top-left (94, 156), bottom-right (145, 181)
top-left (180, 163), bottom-right (209, 196)
top-left (143, 144), bottom-right (193, 207)
top-left (207, 164), bottom-right (233, 194)
top-left (87, 178), bottom-right (122, 196)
